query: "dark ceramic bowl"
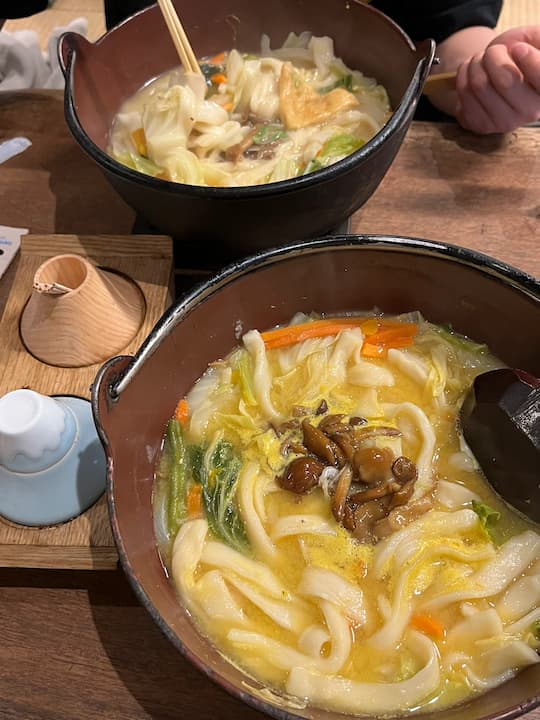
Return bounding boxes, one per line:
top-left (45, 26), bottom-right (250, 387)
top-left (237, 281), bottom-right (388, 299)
top-left (60, 0), bottom-right (434, 258)
top-left (93, 235), bottom-right (540, 720)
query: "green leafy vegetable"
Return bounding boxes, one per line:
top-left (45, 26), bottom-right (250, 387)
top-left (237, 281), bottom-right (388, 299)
top-left (164, 419), bottom-right (189, 536)
top-left (187, 443), bottom-right (205, 485)
top-left (318, 74), bottom-right (355, 94)
top-left (200, 62), bottom-right (225, 85)
top-left (303, 134), bottom-right (365, 175)
top-left (200, 439), bottom-right (249, 552)
top-left (321, 133), bottom-right (365, 158)
top-left (253, 124), bottom-right (288, 145)
top-left (472, 499), bottom-right (500, 539)
top-left (117, 152), bottom-right (164, 178)
top-left (161, 422), bottom-right (209, 538)
top-left (303, 158), bottom-right (323, 175)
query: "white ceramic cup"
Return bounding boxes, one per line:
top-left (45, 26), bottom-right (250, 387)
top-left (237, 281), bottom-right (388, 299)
top-left (0, 389), bottom-right (75, 473)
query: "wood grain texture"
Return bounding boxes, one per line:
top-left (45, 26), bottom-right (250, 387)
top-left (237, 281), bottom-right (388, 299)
top-left (0, 90), bottom-right (135, 235)
top-left (352, 123), bottom-right (540, 279)
top-left (496, 0), bottom-right (540, 33)
top-left (0, 567), bottom-right (538, 720)
top-left (422, 71), bottom-right (456, 96)
top-left (0, 234), bottom-right (173, 570)
top-left (20, 255), bottom-right (145, 367)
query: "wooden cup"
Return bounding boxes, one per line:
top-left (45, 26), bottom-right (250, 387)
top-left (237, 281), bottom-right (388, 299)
top-left (20, 254), bottom-right (145, 367)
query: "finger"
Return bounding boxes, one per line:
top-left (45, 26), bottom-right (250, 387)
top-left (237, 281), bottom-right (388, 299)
top-left (484, 43), bottom-right (540, 124)
top-left (456, 55), bottom-right (505, 133)
top-left (511, 42), bottom-right (540, 94)
top-left (491, 26), bottom-right (540, 52)
top-left (455, 59), bottom-right (498, 134)
top-left (467, 51), bottom-right (520, 132)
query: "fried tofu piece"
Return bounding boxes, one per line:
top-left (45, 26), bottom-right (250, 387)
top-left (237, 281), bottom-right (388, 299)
top-left (278, 62), bottom-right (359, 130)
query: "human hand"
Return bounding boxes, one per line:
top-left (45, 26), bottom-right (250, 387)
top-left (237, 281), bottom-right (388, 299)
top-left (455, 26), bottom-right (540, 134)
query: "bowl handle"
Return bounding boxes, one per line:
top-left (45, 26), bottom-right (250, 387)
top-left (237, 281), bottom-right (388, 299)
top-left (91, 355), bottom-right (133, 448)
top-left (57, 31), bottom-right (93, 79)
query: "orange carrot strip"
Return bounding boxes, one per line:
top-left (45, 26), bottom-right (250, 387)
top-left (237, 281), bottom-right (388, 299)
top-left (365, 324), bottom-right (418, 343)
top-left (223, 101), bottom-right (233, 112)
top-left (131, 127), bottom-right (147, 157)
top-left (360, 318), bottom-right (381, 336)
top-left (265, 325), bottom-right (361, 349)
top-left (361, 338), bottom-right (415, 358)
top-left (361, 336), bottom-right (416, 358)
top-left (360, 343), bottom-right (386, 358)
top-left (410, 614), bottom-right (445, 639)
top-left (174, 398), bottom-right (189, 425)
top-left (211, 73), bottom-right (227, 86)
top-left (262, 318), bottom-right (418, 351)
top-left (187, 484), bottom-right (202, 518)
top-left (360, 318), bottom-right (412, 337)
top-left (209, 51), bottom-right (225, 64)
top-left (360, 323), bottom-right (418, 357)
top-left (262, 319), bottom-right (364, 349)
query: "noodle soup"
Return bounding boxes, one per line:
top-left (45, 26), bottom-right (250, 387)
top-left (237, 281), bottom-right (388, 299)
top-left (154, 313), bottom-right (540, 716)
top-left (109, 33), bottom-right (391, 187)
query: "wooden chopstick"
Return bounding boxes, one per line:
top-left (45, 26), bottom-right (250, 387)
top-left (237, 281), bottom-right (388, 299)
top-left (157, 0), bottom-right (202, 75)
top-left (422, 71), bottom-right (457, 96)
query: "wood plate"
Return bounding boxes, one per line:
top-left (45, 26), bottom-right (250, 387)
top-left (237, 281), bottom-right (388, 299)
top-left (0, 234), bottom-right (173, 569)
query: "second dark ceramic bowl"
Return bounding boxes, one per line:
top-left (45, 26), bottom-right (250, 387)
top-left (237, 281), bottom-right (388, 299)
top-left (60, 0), bottom-right (434, 258)
top-left (93, 235), bottom-right (540, 720)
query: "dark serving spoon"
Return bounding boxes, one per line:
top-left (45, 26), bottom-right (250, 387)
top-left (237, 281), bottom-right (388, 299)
top-left (460, 368), bottom-right (540, 525)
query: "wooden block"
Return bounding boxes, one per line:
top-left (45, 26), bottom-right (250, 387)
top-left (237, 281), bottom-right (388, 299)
top-left (0, 234), bottom-right (173, 570)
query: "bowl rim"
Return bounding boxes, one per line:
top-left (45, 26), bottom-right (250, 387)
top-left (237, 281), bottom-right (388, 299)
top-left (62, 0), bottom-right (434, 197)
top-left (111, 233), bottom-right (540, 398)
top-left (95, 234), bottom-right (540, 720)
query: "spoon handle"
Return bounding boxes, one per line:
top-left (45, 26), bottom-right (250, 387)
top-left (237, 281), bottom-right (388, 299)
top-left (422, 71), bottom-right (457, 96)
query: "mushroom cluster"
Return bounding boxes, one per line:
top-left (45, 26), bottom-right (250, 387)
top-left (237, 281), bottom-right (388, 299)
top-left (275, 404), bottom-right (433, 543)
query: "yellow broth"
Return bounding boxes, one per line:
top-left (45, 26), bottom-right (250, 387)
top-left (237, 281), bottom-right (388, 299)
top-left (154, 317), bottom-right (540, 715)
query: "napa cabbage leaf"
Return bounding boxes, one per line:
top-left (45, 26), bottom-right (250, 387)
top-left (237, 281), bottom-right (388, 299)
top-left (200, 437), bottom-right (249, 553)
top-left (435, 324), bottom-right (488, 354)
top-left (230, 349), bottom-right (257, 406)
top-left (318, 73), bottom-right (354, 94)
top-left (304, 134), bottom-right (365, 174)
top-left (116, 151), bottom-right (164, 178)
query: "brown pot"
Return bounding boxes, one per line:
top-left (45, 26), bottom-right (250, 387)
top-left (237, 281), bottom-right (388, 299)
top-left (93, 236), bottom-right (540, 720)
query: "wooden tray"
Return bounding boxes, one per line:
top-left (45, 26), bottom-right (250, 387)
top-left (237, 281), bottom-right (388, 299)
top-left (0, 234), bottom-right (173, 569)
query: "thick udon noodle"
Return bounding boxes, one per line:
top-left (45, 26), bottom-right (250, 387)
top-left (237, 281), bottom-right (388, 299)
top-left (154, 313), bottom-right (540, 716)
top-left (109, 33), bottom-right (391, 187)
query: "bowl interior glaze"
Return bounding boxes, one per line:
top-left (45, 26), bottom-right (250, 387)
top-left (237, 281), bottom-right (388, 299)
top-left (93, 236), bottom-right (540, 720)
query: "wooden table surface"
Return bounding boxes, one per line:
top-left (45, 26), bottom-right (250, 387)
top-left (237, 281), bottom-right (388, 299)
top-left (0, 90), bottom-right (539, 720)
